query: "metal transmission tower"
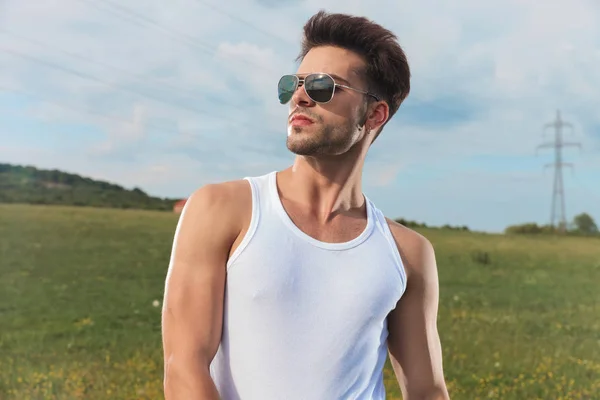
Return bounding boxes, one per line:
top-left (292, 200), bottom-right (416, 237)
top-left (536, 110), bottom-right (581, 233)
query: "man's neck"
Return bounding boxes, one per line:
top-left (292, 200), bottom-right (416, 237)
top-left (277, 149), bottom-right (368, 223)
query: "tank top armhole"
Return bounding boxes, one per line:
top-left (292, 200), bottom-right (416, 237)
top-left (226, 177), bottom-right (260, 272)
top-left (372, 206), bottom-right (408, 297)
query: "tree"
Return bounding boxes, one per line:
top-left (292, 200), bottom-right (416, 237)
top-left (572, 213), bottom-right (598, 234)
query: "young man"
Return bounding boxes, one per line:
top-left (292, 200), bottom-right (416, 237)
top-left (161, 10), bottom-right (450, 400)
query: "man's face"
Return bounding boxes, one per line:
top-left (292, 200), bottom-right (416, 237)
top-left (285, 46), bottom-right (372, 156)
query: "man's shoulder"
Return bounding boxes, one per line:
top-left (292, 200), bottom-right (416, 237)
top-left (383, 217), bottom-right (432, 248)
top-left (182, 178), bottom-right (253, 220)
top-left (382, 217), bottom-right (436, 280)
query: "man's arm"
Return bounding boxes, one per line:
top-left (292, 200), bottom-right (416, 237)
top-left (161, 181), bottom-right (249, 400)
top-left (386, 220), bottom-right (450, 400)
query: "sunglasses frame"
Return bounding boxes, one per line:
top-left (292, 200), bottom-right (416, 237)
top-left (278, 72), bottom-right (380, 105)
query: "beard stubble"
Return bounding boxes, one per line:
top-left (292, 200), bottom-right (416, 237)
top-left (286, 117), bottom-right (361, 156)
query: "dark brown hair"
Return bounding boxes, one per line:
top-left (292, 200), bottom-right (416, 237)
top-left (296, 10), bottom-right (410, 123)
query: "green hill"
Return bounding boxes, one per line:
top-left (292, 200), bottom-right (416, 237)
top-left (0, 163), bottom-right (179, 211)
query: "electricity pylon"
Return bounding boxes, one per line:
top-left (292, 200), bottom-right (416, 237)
top-left (536, 110), bottom-right (581, 233)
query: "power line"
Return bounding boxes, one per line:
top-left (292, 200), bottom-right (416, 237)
top-left (0, 83), bottom-right (193, 137)
top-left (536, 109), bottom-right (582, 232)
top-left (0, 28), bottom-right (265, 109)
top-left (0, 46), bottom-right (284, 137)
top-left (78, 0), bottom-right (216, 54)
top-left (194, 0), bottom-right (295, 46)
top-left (0, 84), bottom-right (285, 160)
top-left (77, 0), bottom-right (280, 74)
top-left (0, 46), bottom-right (223, 118)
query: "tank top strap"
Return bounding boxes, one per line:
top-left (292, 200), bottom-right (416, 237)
top-left (370, 203), bottom-right (408, 295)
top-left (224, 173), bottom-right (269, 270)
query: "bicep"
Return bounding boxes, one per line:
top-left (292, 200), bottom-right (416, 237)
top-left (387, 237), bottom-right (447, 398)
top-left (161, 185), bottom-right (238, 369)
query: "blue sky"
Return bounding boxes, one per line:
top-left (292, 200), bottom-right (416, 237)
top-left (1, 0), bottom-right (599, 233)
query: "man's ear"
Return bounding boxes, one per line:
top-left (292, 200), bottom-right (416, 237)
top-left (367, 101), bottom-right (389, 132)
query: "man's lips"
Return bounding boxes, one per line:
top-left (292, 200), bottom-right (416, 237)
top-left (289, 114), bottom-right (314, 127)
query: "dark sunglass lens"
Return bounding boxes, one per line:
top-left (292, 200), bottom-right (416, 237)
top-left (305, 74), bottom-right (334, 103)
top-left (278, 75), bottom-right (298, 104)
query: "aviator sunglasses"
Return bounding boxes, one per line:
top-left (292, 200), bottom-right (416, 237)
top-left (277, 73), bottom-right (380, 105)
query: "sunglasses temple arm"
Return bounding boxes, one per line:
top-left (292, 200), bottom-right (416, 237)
top-left (338, 84), bottom-right (379, 101)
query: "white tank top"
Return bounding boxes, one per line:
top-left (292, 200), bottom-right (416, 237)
top-left (210, 171), bottom-right (407, 400)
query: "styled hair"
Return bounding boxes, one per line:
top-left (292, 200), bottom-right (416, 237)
top-left (296, 11), bottom-right (410, 124)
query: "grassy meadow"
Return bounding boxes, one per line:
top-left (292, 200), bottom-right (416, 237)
top-left (1, 203), bottom-right (599, 399)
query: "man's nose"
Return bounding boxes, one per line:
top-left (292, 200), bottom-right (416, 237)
top-left (291, 83), bottom-right (315, 107)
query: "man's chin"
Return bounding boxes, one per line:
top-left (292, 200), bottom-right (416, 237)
top-left (286, 138), bottom-right (321, 156)
top-left (286, 144), bottom-right (318, 156)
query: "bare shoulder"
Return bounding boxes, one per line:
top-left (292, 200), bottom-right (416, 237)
top-left (173, 179), bottom-right (253, 254)
top-left (384, 218), bottom-right (436, 280)
top-left (183, 179), bottom-right (251, 219)
top-left (181, 179), bottom-right (251, 224)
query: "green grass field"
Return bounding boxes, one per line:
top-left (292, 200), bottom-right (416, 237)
top-left (1, 203), bottom-right (599, 399)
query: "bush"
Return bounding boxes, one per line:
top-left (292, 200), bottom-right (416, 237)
top-left (505, 223), bottom-right (556, 235)
top-left (394, 218), bottom-right (470, 232)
